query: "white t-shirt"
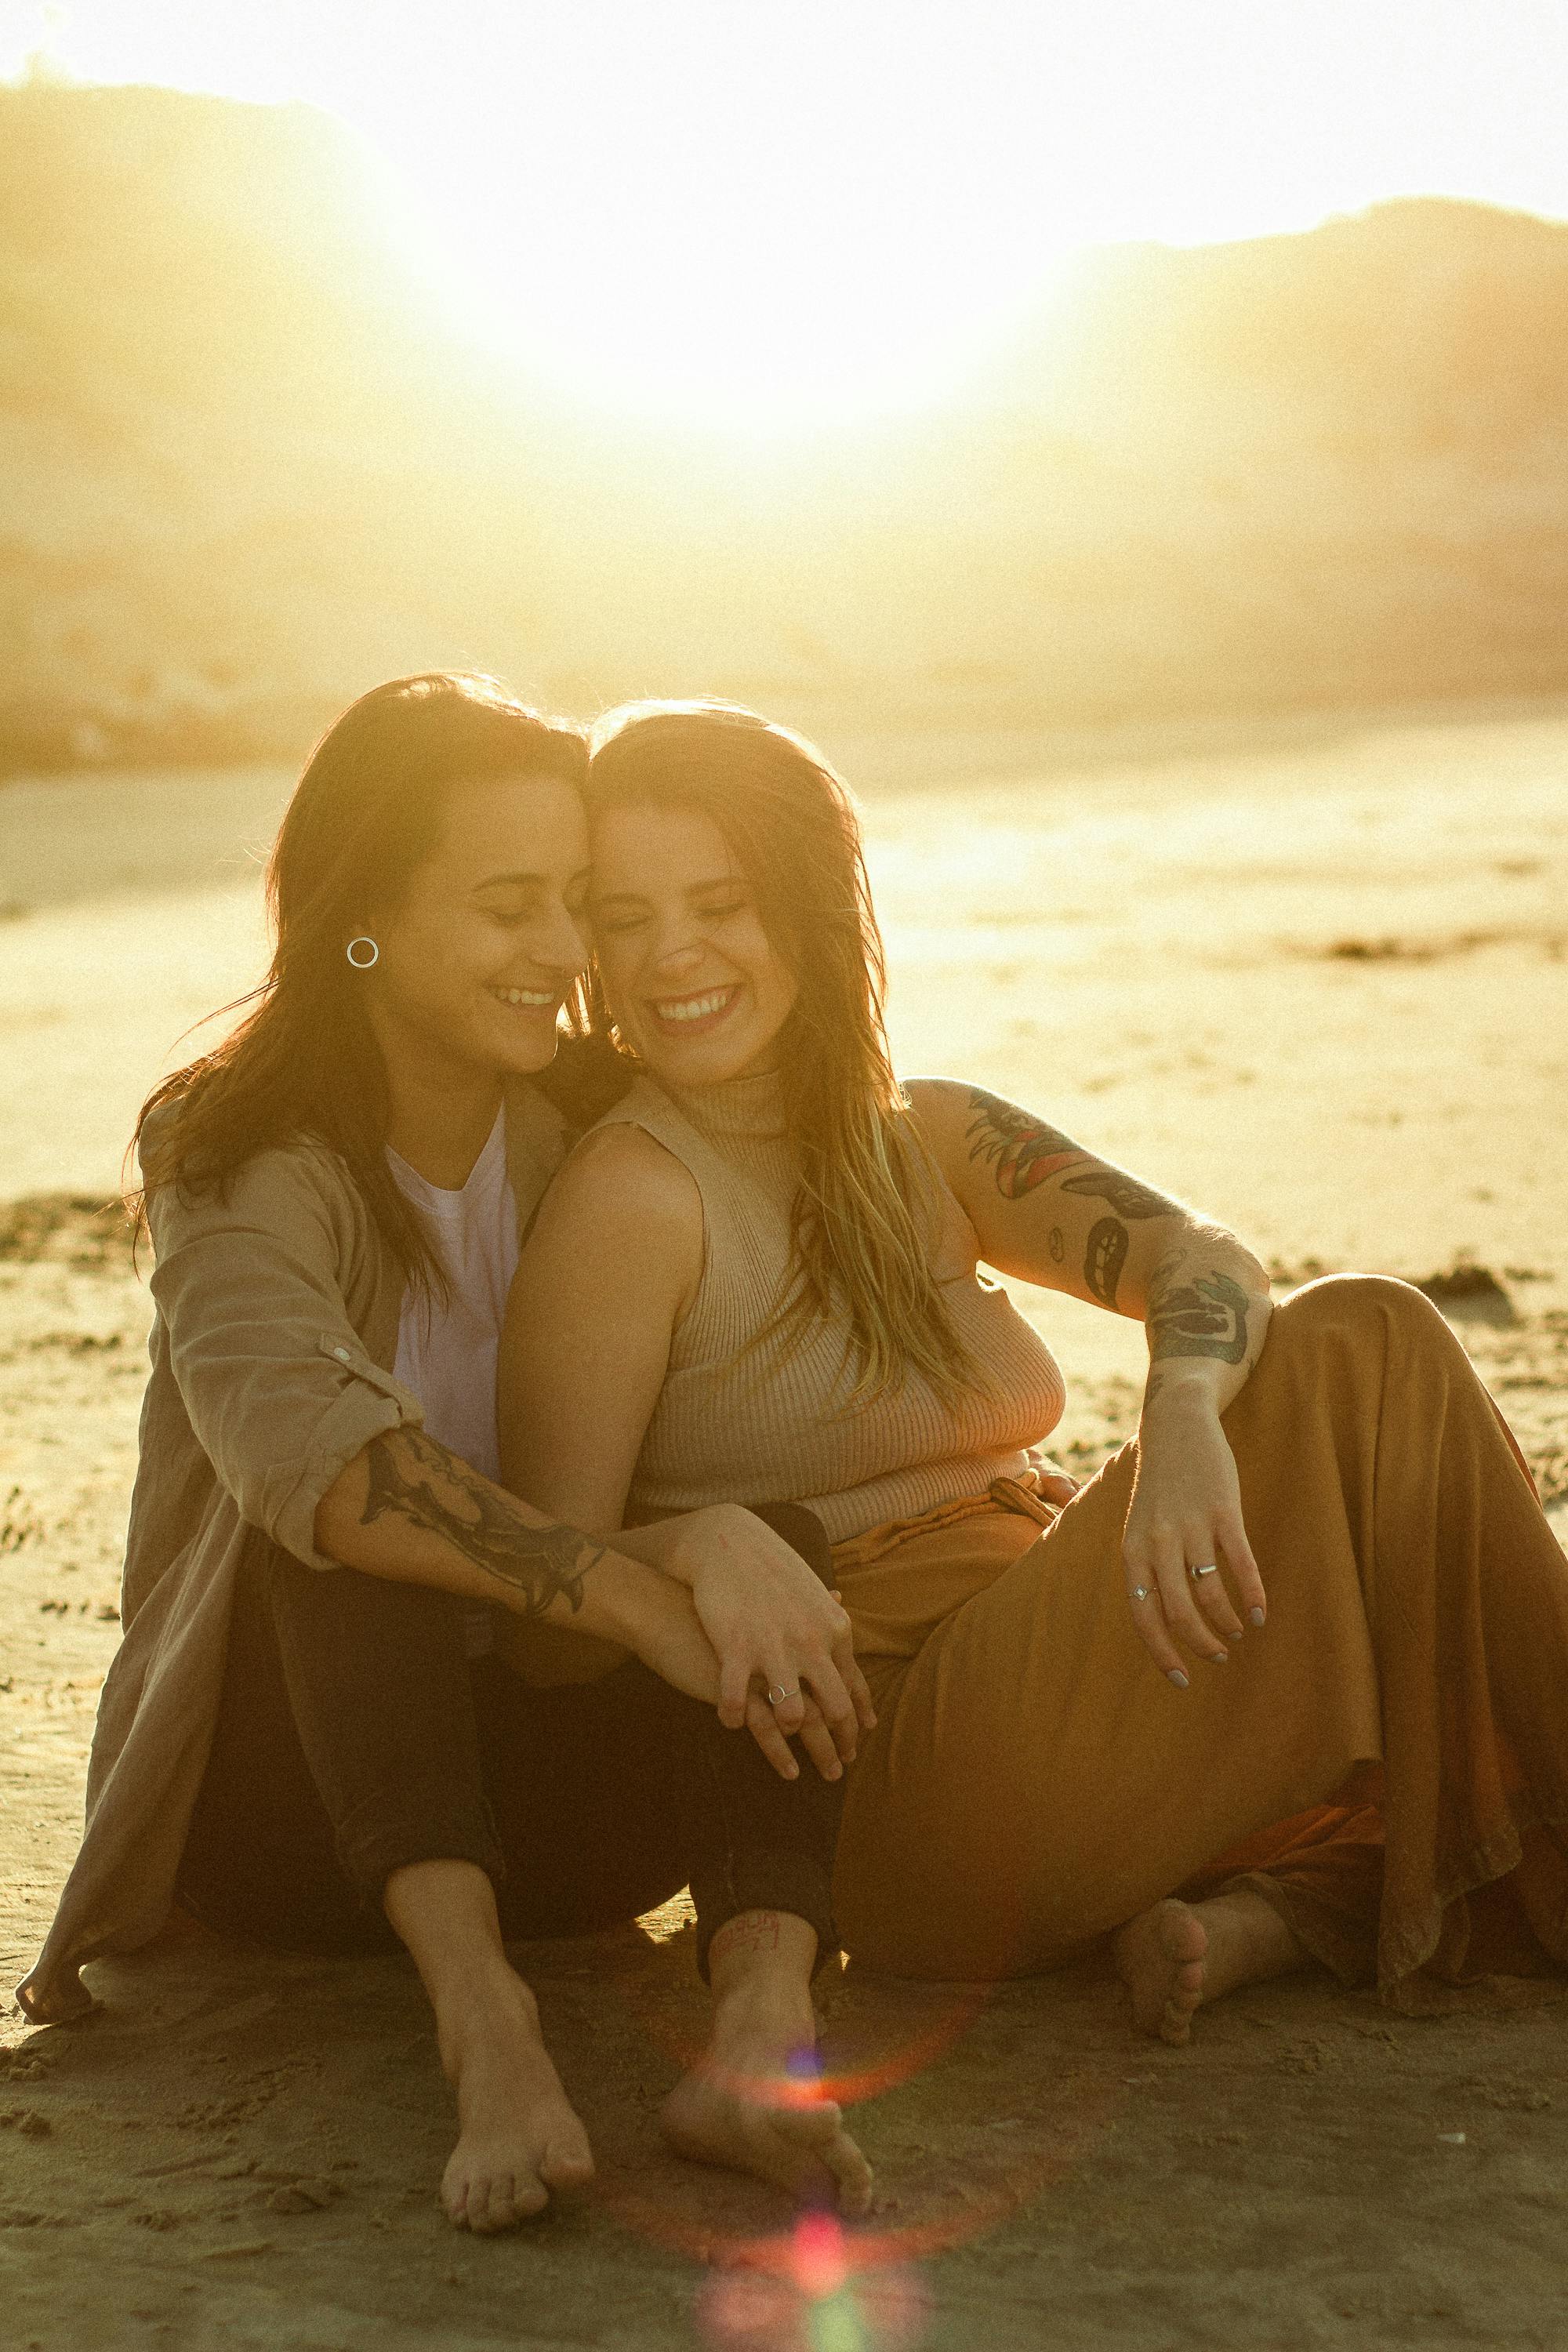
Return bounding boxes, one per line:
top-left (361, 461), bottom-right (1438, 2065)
top-left (387, 1107), bottom-right (519, 1656)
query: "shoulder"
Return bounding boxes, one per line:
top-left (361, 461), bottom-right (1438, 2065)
top-left (898, 1076), bottom-right (976, 1166)
top-left (143, 1123), bottom-right (352, 1254)
top-left (529, 1114), bottom-right (704, 1260)
top-left (900, 1075), bottom-right (970, 1126)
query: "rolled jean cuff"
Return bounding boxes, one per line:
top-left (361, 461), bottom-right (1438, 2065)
top-left (334, 1789), bottom-right (506, 1910)
top-left (690, 1849), bottom-right (841, 1985)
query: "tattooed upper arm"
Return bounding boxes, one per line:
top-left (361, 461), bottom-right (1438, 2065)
top-left (1058, 1167), bottom-right (1171, 1220)
top-left (961, 1089), bottom-right (1087, 1200)
top-left (962, 1090), bottom-right (1171, 1217)
top-left (956, 1086), bottom-right (1186, 1309)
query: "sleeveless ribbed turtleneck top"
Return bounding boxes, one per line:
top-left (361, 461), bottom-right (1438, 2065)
top-left (593, 1069), bottom-right (1065, 1544)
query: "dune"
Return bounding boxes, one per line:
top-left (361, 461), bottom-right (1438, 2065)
top-left (5, 82), bottom-right (1568, 771)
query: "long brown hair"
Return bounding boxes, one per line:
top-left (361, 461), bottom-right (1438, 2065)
top-left (584, 699), bottom-right (975, 1404)
top-left (132, 672), bottom-right (588, 1289)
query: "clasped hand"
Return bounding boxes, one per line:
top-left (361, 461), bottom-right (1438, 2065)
top-left (1121, 1386), bottom-right (1268, 1683)
top-left (645, 1504), bottom-right (877, 1782)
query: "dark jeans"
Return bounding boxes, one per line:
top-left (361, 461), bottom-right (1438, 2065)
top-left (177, 1505), bottom-right (844, 1980)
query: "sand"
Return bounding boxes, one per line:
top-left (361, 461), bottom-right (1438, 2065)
top-left (2, 699), bottom-right (1566, 2350)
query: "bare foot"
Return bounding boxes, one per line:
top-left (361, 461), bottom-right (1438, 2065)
top-left (437, 1961), bottom-right (596, 2233)
top-left (662, 1982), bottom-right (873, 2216)
top-left (1113, 1898), bottom-right (1210, 2045)
top-left (1114, 1887), bottom-right (1310, 2045)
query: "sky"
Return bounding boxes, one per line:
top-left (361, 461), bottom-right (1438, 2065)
top-left (5, 0), bottom-right (1566, 425)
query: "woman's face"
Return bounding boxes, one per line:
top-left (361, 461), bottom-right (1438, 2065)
top-left (361, 772), bottom-right (591, 1084)
top-left (589, 801), bottom-right (799, 1087)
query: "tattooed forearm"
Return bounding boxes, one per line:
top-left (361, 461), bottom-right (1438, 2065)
top-left (964, 1088), bottom-right (1086, 1199)
top-left (1146, 1263), bottom-right (1253, 1367)
top-left (358, 1428), bottom-right (603, 1617)
top-left (1084, 1217), bottom-right (1129, 1308)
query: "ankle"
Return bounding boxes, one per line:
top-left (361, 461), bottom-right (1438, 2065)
top-left (1199, 1888), bottom-right (1308, 1998)
top-left (709, 1958), bottom-right (818, 2057)
top-left (709, 1910), bottom-right (818, 1991)
top-left (434, 1961), bottom-right (540, 2067)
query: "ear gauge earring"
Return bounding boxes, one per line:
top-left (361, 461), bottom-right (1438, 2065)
top-left (346, 937), bottom-right (379, 970)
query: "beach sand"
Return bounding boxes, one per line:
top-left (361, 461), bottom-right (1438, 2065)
top-left (2, 699), bottom-right (1566, 2349)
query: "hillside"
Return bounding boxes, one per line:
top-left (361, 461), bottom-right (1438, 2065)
top-left (3, 80), bottom-right (1568, 768)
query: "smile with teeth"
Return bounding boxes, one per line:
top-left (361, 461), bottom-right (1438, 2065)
top-left (652, 985), bottom-right (739, 1025)
top-left (491, 985), bottom-right (557, 1009)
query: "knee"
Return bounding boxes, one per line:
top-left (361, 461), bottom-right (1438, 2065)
top-left (1272, 1271), bottom-right (1448, 1352)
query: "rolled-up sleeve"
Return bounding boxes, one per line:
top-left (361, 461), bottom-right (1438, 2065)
top-left (147, 1147), bottom-right (423, 1569)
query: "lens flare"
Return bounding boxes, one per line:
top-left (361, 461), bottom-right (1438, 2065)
top-left (586, 1940), bottom-right (1126, 2286)
top-left (695, 2214), bottom-right (928, 2352)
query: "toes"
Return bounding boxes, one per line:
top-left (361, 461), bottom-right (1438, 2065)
top-left (443, 2156), bottom-right (557, 2234)
top-left (775, 2097), bottom-right (848, 2151)
top-left (1116, 1900), bottom-right (1210, 2041)
top-left (749, 2126), bottom-right (837, 2204)
top-left (470, 2173), bottom-right (519, 2234)
top-left (1159, 1954), bottom-right (1205, 2045)
top-left (477, 2171), bottom-right (550, 2233)
top-left (820, 2127), bottom-right (876, 2216)
top-left (441, 2164), bottom-right (474, 2230)
top-left (503, 2172), bottom-right (551, 2226)
top-left (759, 2102), bottom-right (873, 2210)
top-left (1156, 1901), bottom-right (1208, 1971)
top-left (539, 2145), bottom-right (596, 2195)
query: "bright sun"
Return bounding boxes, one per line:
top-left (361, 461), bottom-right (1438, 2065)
top-left (11, 0), bottom-right (1568, 431)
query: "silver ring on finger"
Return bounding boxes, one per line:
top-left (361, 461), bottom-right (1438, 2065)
top-left (1129, 1585), bottom-right (1153, 1602)
top-left (1188, 1563), bottom-right (1219, 1580)
top-left (766, 1684), bottom-right (800, 1707)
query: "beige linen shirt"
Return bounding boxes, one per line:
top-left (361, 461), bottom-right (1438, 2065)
top-left (17, 1087), bottom-right (565, 2024)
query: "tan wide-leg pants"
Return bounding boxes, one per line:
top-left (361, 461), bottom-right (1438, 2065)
top-left (831, 1276), bottom-right (1568, 1999)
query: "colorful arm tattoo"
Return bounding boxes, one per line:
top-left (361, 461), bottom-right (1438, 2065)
top-left (963, 1088), bottom-right (1086, 1198)
top-left (964, 1089), bottom-right (1174, 1219)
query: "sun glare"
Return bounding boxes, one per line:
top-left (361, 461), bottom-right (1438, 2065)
top-left (9, 0), bottom-right (1568, 430)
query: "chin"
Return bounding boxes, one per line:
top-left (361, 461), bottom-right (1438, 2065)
top-left (481, 1022), bottom-right (562, 1079)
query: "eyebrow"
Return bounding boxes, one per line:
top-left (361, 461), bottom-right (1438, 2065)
top-left (471, 866), bottom-right (593, 895)
top-left (592, 876), bottom-right (744, 906)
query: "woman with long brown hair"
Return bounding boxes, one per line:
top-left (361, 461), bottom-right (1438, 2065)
top-left (501, 698), bottom-right (1568, 2049)
top-left (20, 673), bottom-right (878, 2229)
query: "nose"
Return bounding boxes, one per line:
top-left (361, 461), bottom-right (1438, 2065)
top-left (536, 900), bottom-right (591, 978)
top-left (652, 935), bottom-right (706, 978)
top-left (641, 909), bottom-right (709, 975)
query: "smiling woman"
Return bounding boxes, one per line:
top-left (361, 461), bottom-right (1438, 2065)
top-left (27, 670), bottom-right (878, 2230)
top-left (502, 695), bottom-right (1568, 2042)
top-left (131, 670), bottom-right (593, 1269)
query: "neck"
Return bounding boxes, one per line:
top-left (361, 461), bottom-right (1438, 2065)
top-left (659, 1061), bottom-right (788, 1143)
top-left (379, 1045), bottom-right (506, 1190)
